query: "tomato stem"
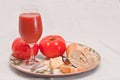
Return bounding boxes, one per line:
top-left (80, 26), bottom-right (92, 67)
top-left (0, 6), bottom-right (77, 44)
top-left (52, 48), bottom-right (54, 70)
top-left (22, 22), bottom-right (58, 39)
top-left (49, 37), bottom-right (55, 41)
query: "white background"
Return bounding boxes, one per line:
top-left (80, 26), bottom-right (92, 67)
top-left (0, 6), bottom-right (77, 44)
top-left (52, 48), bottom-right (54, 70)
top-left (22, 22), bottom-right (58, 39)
top-left (0, 0), bottom-right (120, 80)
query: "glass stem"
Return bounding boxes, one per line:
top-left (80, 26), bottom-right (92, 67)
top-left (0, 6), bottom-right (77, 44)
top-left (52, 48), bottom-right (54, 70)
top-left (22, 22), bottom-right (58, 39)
top-left (29, 43), bottom-right (35, 62)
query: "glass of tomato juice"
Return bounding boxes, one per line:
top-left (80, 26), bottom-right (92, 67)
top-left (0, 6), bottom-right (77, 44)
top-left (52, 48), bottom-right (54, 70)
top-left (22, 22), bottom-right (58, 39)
top-left (19, 8), bottom-right (42, 66)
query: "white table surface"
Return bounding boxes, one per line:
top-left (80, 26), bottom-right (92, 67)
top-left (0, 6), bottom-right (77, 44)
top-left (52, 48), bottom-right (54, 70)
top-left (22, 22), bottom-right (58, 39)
top-left (0, 0), bottom-right (120, 80)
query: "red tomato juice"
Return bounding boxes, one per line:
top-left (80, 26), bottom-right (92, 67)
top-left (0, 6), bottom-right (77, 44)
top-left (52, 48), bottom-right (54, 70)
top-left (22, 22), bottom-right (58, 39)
top-left (19, 13), bottom-right (42, 43)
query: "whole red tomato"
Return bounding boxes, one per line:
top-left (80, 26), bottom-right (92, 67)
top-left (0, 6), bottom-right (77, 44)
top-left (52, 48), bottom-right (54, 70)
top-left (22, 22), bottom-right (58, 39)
top-left (39, 35), bottom-right (66, 58)
top-left (12, 37), bottom-right (39, 60)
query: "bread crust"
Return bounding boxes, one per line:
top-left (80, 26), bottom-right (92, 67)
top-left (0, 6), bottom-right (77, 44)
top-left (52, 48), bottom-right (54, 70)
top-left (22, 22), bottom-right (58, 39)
top-left (66, 43), bottom-right (96, 69)
top-left (59, 64), bottom-right (85, 73)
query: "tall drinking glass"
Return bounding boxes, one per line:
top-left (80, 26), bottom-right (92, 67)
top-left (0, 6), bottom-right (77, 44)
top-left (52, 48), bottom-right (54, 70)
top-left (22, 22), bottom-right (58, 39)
top-left (19, 8), bottom-right (42, 66)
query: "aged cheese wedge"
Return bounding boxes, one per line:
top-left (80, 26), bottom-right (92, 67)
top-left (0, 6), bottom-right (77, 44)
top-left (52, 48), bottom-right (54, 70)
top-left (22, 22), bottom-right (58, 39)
top-left (49, 56), bottom-right (64, 69)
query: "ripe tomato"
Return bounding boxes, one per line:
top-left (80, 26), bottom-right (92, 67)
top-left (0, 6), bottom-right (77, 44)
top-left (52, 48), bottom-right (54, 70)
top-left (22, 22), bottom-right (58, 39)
top-left (39, 35), bottom-right (66, 58)
top-left (12, 37), bottom-right (39, 60)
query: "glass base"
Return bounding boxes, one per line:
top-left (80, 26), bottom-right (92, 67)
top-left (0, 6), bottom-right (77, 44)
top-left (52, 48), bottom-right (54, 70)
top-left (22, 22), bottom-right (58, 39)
top-left (21, 60), bottom-right (40, 69)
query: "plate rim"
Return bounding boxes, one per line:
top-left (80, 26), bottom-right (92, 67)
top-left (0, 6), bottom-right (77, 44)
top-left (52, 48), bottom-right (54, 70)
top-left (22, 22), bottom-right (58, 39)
top-left (9, 43), bottom-right (101, 77)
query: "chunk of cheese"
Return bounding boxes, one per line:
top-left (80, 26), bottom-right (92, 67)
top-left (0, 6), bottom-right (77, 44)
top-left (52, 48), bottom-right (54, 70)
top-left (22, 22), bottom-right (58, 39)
top-left (50, 57), bottom-right (64, 69)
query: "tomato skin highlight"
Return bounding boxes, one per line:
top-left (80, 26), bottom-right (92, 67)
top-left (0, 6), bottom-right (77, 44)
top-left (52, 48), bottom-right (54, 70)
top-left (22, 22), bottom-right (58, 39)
top-left (12, 37), bottom-right (39, 60)
top-left (39, 35), bottom-right (66, 58)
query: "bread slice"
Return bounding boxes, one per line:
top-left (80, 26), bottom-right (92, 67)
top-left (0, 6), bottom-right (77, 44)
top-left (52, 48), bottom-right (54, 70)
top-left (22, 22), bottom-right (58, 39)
top-left (60, 65), bottom-right (74, 73)
top-left (66, 43), bottom-right (95, 69)
top-left (60, 64), bottom-right (84, 73)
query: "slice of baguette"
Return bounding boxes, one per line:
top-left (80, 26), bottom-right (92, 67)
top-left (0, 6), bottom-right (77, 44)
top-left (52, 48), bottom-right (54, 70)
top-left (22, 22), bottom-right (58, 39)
top-left (60, 65), bottom-right (84, 73)
top-left (60, 65), bottom-right (74, 73)
top-left (66, 43), bottom-right (95, 69)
